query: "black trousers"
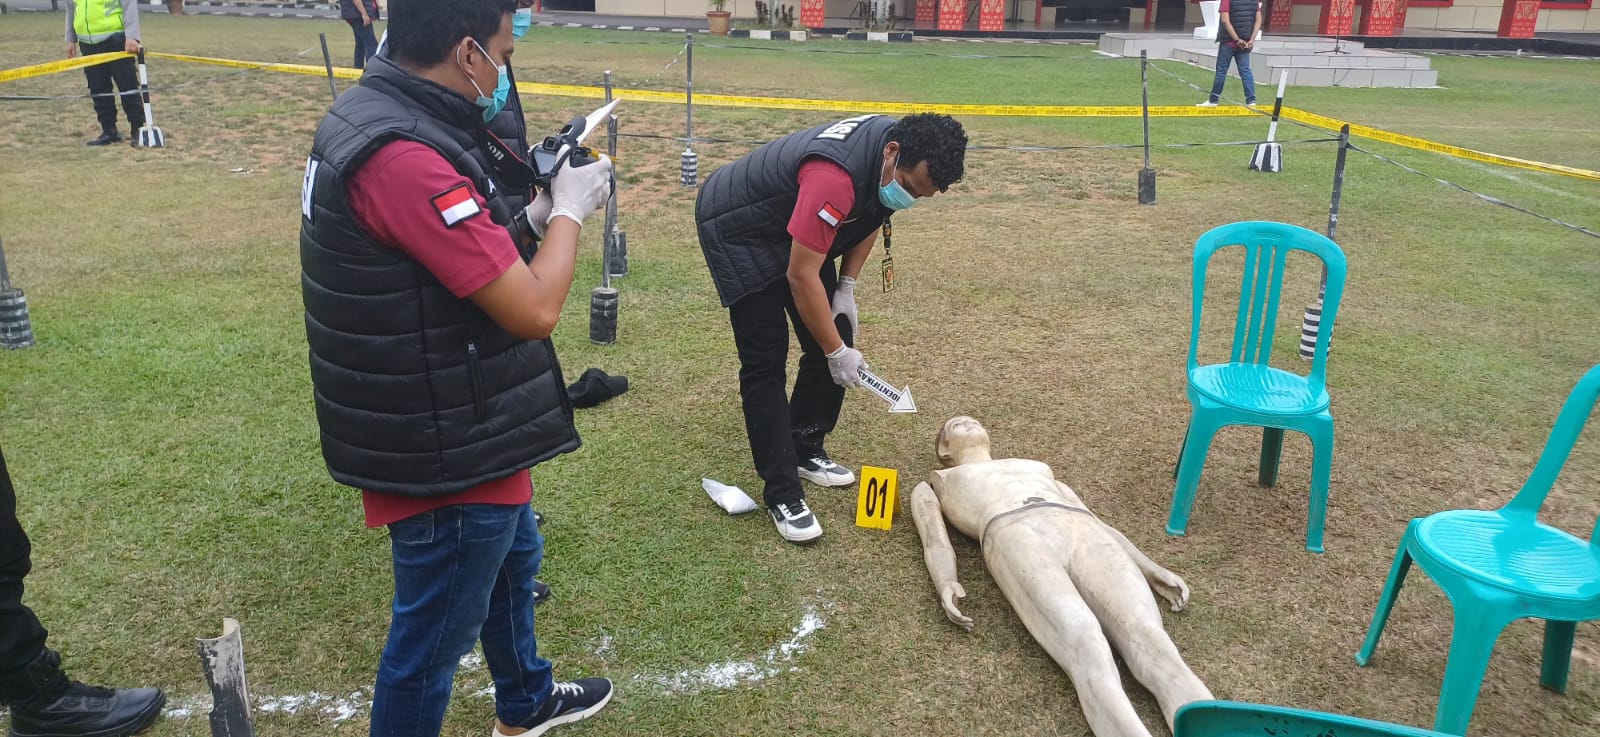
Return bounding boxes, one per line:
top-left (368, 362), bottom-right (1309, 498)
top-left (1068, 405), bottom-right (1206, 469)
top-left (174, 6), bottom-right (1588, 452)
top-left (79, 34), bottom-right (144, 135)
top-left (727, 261), bottom-right (851, 508)
top-left (0, 445), bottom-right (48, 684)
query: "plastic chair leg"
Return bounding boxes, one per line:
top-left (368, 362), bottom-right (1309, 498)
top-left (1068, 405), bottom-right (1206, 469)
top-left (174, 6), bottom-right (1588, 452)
top-left (1433, 605), bottom-right (1510, 735)
top-left (1540, 619), bottom-right (1577, 694)
top-left (1355, 531), bottom-right (1413, 666)
top-left (1168, 414), bottom-right (1219, 537)
top-left (1304, 421), bottom-right (1333, 553)
top-left (1257, 427), bottom-right (1284, 488)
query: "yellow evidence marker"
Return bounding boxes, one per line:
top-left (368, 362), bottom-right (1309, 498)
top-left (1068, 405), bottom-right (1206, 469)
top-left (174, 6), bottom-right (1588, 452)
top-left (855, 466), bottom-right (899, 530)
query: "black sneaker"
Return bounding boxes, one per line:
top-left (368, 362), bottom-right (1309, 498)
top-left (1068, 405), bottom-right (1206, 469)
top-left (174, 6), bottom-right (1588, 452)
top-left (797, 454), bottom-right (855, 487)
top-left (86, 132), bottom-right (122, 146)
top-left (768, 499), bottom-right (822, 544)
top-left (494, 678), bottom-right (613, 737)
top-left (532, 579), bottom-right (552, 605)
top-left (9, 682), bottom-right (166, 737)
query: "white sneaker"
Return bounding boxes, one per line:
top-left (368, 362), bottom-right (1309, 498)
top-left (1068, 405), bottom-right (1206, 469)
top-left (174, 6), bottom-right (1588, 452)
top-left (1195, 99), bottom-right (1219, 107)
top-left (769, 499), bottom-right (823, 544)
top-left (797, 454), bottom-right (856, 487)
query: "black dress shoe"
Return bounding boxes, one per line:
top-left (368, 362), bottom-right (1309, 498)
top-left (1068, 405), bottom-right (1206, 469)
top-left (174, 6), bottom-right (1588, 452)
top-left (9, 682), bottom-right (165, 737)
top-left (86, 132), bottom-right (122, 146)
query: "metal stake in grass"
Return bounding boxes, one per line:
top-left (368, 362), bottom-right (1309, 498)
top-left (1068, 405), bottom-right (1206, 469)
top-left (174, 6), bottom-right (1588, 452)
top-left (133, 47), bottom-right (166, 148)
top-left (1138, 50), bottom-right (1156, 206)
top-left (1299, 124), bottom-right (1350, 361)
top-left (1249, 72), bottom-right (1288, 173)
top-left (604, 70), bottom-right (627, 279)
top-left (318, 32), bottom-right (339, 101)
top-left (680, 34), bottom-right (698, 189)
top-left (591, 71), bottom-right (620, 345)
top-left (0, 238), bottom-right (36, 350)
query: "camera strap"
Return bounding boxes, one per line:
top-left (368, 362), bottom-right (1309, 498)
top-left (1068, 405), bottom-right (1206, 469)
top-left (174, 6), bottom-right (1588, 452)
top-left (482, 130), bottom-right (537, 192)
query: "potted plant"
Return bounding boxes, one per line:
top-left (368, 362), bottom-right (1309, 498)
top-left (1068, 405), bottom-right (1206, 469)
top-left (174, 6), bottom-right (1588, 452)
top-left (707, 0), bottom-right (732, 35)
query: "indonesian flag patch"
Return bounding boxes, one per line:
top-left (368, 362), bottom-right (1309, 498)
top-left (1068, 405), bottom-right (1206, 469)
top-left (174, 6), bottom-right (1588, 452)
top-left (431, 184), bottom-right (483, 228)
top-left (817, 202), bottom-right (844, 228)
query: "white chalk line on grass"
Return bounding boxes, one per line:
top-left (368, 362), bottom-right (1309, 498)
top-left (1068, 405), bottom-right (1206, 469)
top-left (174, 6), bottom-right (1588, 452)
top-left (2, 600), bottom-right (835, 725)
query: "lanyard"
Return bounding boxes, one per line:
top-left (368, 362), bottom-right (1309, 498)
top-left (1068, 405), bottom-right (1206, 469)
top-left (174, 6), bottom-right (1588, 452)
top-left (880, 218), bottom-right (894, 293)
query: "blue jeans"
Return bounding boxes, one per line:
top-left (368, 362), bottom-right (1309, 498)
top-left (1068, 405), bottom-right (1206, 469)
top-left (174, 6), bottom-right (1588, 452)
top-left (348, 20), bottom-right (379, 69)
top-left (1208, 43), bottom-right (1256, 103)
top-left (369, 503), bottom-right (553, 737)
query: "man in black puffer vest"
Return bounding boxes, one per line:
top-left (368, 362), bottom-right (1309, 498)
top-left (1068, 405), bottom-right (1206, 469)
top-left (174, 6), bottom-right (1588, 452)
top-left (697, 113), bottom-right (968, 545)
top-left (299, 2), bottom-right (615, 735)
top-left (1197, 0), bottom-right (1263, 107)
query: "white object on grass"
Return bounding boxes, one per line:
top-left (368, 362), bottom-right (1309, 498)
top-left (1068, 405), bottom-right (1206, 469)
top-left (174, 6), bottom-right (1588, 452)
top-left (702, 477), bottom-right (759, 515)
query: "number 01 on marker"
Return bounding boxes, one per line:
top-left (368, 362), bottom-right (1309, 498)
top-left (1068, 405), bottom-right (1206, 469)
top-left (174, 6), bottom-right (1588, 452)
top-left (854, 466), bottom-right (899, 530)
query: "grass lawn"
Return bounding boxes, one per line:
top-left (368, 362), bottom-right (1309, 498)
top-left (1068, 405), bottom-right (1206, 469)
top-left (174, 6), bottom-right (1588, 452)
top-left (1, 12), bottom-right (1598, 737)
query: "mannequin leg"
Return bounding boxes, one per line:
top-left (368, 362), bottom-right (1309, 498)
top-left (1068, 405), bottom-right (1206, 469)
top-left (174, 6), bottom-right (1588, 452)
top-left (1070, 529), bottom-right (1212, 732)
top-left (985, 523), bottom-right (1155, 737)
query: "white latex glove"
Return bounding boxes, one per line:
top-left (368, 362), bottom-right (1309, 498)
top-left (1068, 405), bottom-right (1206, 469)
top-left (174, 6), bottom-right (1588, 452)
top-left (547, 152), bottom-right (613, 227)
top-left (522, 190), bottom-right (554, 239)
top-left (831, 276), bottom-right (858, 338)
top-left (826, 344), bottom-right (867, 388)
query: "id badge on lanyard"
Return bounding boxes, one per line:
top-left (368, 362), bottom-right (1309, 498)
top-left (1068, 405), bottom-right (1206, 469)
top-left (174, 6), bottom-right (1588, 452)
top-left (880, 218), bottom-right (894, 293)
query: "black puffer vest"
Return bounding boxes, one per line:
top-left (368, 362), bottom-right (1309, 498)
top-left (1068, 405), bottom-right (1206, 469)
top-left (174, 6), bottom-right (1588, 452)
top-left (696, 114), bottom-right (897, 307)
top-left (299, 55), bottom-right (579, 497)
top-left (1223, 0), bottom-right (1258, 45)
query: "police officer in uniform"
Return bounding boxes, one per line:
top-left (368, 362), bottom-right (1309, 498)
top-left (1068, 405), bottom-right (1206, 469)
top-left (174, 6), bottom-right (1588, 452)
top-left (63, 0), bottom-right (145, 146)
top-left (697, 113), bottom-right (968, 544)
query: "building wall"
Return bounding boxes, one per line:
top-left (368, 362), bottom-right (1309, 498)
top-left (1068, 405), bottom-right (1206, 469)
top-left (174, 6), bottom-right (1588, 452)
top-left (1387, 0), bottom-right (1600, 33)
top-left (595, 0), bottom-right (1600, 29)
top-left (594, 0), bottom-right (903, 20)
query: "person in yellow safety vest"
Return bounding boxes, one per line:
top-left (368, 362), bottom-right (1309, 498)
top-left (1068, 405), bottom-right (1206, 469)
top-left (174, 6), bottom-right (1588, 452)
top-left (63, 0), bottom-right (145, 147)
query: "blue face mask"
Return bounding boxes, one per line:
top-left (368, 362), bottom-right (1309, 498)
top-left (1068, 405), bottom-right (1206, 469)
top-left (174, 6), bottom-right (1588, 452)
top-left (878, 154), bottom-right (917, 211)
top-left (513, 9), bottom-right (532, 38)
top-left (463, 39), bottom-right (509, 123)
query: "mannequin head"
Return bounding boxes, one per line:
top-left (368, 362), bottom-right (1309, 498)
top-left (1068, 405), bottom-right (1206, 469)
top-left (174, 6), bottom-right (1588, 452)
top-left (936, 416), bottom-right (993, 468)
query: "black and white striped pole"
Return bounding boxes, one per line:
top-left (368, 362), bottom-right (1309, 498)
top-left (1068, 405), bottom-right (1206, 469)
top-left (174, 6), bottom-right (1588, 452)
top-left (1300, 124), bottom-right (1349, 360)
top-left (1250, 71), bottom-right (1288, 173)
top-left (590, 72), bottom-right (620, 346)
top-left (1138, 50), bottom-right (1156, 205)
top-left (603, 71), bottom-right (628, 279)
top-left (133, 47), bottom-right (166, 148)
top-left (0, 239), bottom-right (36, 350)
top-left (679, 34), bottom-right (698, 189)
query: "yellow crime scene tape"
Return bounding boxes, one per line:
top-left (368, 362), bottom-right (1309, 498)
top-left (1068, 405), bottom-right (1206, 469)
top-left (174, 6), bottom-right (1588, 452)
top-left (1279, 108), bottom-right (1600, 183)
top-left (0, 52), bottom-right (133, 83)
top-left (148, 51), bottom-right (366, 80)
top-left (5, 50), bottom-right (1596, 181)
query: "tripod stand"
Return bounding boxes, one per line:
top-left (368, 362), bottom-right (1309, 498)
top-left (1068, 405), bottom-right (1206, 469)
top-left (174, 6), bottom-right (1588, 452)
top-left (1315, 35), bottom-right (1352, 55)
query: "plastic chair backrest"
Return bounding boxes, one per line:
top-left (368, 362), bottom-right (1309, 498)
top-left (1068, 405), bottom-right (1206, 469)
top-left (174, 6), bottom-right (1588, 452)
top-left (1188, 221), bottom-right (1348, 396)
top-left (1175, 700), bottom-right (1456, 737)
top-left (1499, 364), bottom-right (1600, 542)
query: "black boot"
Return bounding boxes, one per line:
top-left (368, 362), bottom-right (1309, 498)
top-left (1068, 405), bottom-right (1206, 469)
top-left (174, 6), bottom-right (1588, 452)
top-left (85, 130), bottom-right (122, 147)
top-left (1, 649), bottom-right (165, 737)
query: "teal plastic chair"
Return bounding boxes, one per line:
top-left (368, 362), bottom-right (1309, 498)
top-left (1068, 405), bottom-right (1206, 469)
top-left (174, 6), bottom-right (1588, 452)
top-left (1355, 363), bottom-right (1600, 735)
top-left (1175, 700), bottom-right (1456, 737)
top-left (1168, 221), bottom-right (1346, 553)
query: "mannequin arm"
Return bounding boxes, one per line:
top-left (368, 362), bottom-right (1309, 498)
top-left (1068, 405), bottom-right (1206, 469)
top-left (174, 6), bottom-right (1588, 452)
top-left (910, 482), bottom-right (973, 630)
top-left (1102, 522), bottom-right (1190, 612)
top-left (1053, 482), bottom-right (1190, 612)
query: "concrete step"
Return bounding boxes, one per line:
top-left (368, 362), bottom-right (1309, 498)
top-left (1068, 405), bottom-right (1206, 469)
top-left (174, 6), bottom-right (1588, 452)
top-left (1099, 33), bottom-right (1366, 58)
top-left (1176, 46), bottom-right (1432, 70)
top-left (1259, 64), bottom-right (1440, 88)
